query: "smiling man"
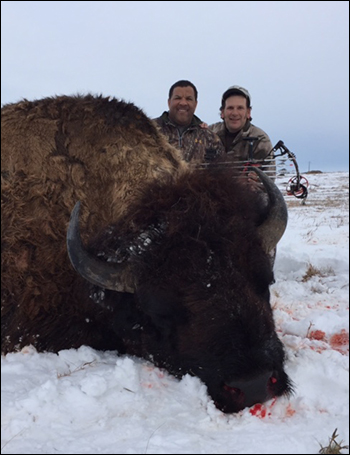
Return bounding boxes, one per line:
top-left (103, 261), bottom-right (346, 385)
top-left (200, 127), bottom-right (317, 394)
top-left (210, 86), bottom-right (277, 266)
top-left (154, 80), bottom-right (224, 163)
top-left (209, 86), bottom-right (275, 180)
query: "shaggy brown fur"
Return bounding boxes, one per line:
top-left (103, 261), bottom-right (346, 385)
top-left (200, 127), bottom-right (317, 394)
top-left (1, 94), bottom-right (292, 414)
top-left (1, 94), bottom-right (188, 353)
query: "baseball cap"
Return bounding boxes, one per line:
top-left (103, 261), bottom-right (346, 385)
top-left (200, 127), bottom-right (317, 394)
top-left (221, 85), bottom-right (251, 107)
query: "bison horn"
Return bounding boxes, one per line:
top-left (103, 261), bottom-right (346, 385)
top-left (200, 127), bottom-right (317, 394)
top-left (67, 202), bottom-right (135, 293)
top-left (250, 167), bottom-right (288, 252)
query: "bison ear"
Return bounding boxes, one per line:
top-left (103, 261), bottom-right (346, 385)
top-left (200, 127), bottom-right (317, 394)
top-left (137, 286), bottom-right (188, 337)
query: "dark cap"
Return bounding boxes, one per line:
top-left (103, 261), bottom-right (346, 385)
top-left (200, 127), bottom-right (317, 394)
top-left (221, 85), bottom-right (251, 108)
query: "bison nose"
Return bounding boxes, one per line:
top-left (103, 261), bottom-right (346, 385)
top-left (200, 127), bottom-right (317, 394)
top-left (224, 371), bottom-right (273, 408)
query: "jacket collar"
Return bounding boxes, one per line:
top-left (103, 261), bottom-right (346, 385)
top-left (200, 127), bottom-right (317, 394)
top-left (216, 120), bottom-right (252, 147)
top-left (160, 111), bottom-right (202, 128)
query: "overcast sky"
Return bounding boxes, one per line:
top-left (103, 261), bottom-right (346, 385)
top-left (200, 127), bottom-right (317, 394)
top-left (1, 1), bottom-right (349, 172)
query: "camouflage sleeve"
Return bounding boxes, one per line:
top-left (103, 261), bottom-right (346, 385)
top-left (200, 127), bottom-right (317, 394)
top-left (204, 131), bottom-right (225, 161)
top-left (253, 131), bottom-right (276, 182)
top-left (208, 122), bottom-right (224, 134)
top-left (211, 132), bottom-right (225, 157)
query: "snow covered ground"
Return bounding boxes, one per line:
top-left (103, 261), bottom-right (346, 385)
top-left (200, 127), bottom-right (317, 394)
top-left (1, 171), bottom-right (349, 454)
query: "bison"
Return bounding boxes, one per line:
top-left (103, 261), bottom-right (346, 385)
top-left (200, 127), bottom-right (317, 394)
top-left (1, 94), bottom-right (293, 413)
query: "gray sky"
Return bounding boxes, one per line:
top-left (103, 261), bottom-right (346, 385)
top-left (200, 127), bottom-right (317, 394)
top-left (1, 1), bottom-right (349, 172)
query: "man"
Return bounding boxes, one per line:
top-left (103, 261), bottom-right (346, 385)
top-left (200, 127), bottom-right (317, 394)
top-left (209, 85), bottom-right (276, 180)
top-left (154, 80), bottom-right (224, 163)
top-left (210, 86), bottom-right (277, 265)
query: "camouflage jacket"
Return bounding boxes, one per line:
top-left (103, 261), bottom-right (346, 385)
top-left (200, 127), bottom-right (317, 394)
top-left (209, 120), bottom-right (276, 180)
top-left (154, 112), bottom-right (225, 163)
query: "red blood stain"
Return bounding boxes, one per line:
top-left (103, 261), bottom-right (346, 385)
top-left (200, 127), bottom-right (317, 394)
top-left (308, 330), bottom-right (326, 341)
top-left (250, 400), bottom-right (295, 419)
top-left (285, 404), bottom-right (296, 417)
top-left (250, 404), bottom-right (267, 418)
top-left (330, 330), bottom-right (349, 351)
top-left (141, 382), bottom-right (153, 388)
top-left (249, 403), bottom-right (272, 418)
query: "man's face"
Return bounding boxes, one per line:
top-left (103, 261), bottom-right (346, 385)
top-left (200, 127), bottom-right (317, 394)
top-left (221, 95), bottom-right (251, 133)
top-left (168, 86), bottom-right (198, 127)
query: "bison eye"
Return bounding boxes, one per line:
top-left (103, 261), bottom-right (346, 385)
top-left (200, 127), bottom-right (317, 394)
top-left (270, 376), bottom-right (278, 384)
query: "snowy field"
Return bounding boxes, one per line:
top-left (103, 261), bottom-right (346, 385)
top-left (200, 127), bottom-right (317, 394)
top-left (1, 171), bottom-right (349, 454)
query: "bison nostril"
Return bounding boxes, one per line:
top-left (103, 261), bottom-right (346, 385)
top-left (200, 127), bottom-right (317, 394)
top-left (224, 370), bottom-right (274, 409)
top-left (223, 384), bottom-right (242, 395)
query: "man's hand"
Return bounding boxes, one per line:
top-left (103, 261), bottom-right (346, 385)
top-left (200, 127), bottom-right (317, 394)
top-left (247, 171), bottom-right (264, 191)
top-left (239, 168), bottom-right (265, 192)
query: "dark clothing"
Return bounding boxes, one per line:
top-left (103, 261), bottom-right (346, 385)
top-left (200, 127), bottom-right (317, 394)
top-left (222, 129), bottom-right (240, 152)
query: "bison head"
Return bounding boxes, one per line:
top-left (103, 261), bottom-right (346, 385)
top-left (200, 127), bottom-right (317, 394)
top-left (67, 166), bottom-right (293, 413)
